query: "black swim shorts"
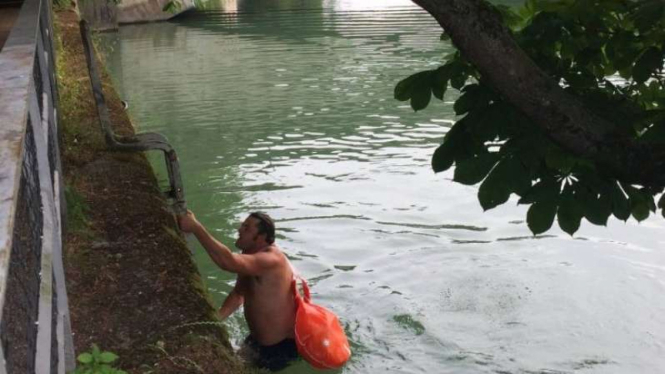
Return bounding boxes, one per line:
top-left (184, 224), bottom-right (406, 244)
top-left (243, 335), bottom-right (300, 371)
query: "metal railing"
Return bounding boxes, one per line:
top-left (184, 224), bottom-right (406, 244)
top-left (79, 19), bottom-right (187, 215)
top-left (0, 0), bottom-right (75, 373)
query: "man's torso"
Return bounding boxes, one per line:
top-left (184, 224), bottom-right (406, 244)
top-left (240, 247), bottom-right (296, 346)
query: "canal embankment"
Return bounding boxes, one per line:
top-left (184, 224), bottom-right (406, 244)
top-left (55, 7), bottom-right (255, 374)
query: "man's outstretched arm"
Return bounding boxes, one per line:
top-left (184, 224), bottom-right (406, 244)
top-left (178, 210), bottom-right (278, 275)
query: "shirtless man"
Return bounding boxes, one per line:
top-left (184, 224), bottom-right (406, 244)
top-left (178, 211), bottom-right (298, 371)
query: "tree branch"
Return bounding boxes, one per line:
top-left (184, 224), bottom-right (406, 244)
top-left (412, 0), bottom-right (665, 187)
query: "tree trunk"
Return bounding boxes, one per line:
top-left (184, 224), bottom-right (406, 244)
top-left (412, 0), bottom-right (665, 188)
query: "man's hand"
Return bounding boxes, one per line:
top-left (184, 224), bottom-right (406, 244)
top-left (178, 210), bottom-right (201, 233)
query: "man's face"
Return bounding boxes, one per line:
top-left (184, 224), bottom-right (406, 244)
top-left (235, 216), bottom-right (262, 250)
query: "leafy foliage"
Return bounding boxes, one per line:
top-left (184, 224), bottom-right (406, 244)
top-left (75, 0), bottom-right (122, 5)
top-left (396, 0), bottom-right (665, 235)
top-left (162, 0), bottom-right (182, 13)
top-left (163, 0), bottom-right (209, 13)
top-left (72, 344), bottom-right (127, 374)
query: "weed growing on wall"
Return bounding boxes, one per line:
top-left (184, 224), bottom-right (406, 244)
top-left (71, 344), bottom-right (126, 374)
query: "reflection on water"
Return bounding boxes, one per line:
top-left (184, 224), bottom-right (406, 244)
top-left (101, 0), bottom-right (665, 373)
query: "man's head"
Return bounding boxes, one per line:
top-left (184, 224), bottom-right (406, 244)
top-left (235, 212), bottom-right (275, 251)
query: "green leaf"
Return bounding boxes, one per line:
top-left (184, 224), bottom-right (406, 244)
top-left (609, 182), bottom-right (630, 220)
top-left (478, 170), bottom-right (511, 211)
top-left (640, 122), bottom-right (665, 142)
top-left (629, 0), bottom-right (665, 33)
top-left (395, 70), bottom-right (438, 111)
top-left (565, 69), bottom-right (597, 89)
top-left (465, 101), bottom-right (507, 141)
top-left (411, 83), bottom-right (432, 111)
top-left (162, 0), bottom-right (181, 12)
top-left (450, 74), bottom-right (467, 90)
top-left (454, 153), bottom-right (499, 185)
top-left (521, 0), bottom-right (538, 18)
top-left (431, 121), bottom-right (474, 173)
top-left (494, 4), bottom-right (523, 29)
top-left (432, 142), bottom-right (454, 173)
top-left (432, 84), bottom-right (445, 101)
top-left (619, 66), bottom-right (633, 80)
top-left (454, 84), bottom-right (495, 116)
top-left (527, 200), bottom-right (558, 235)
top-left (647, 193), bottom-right (657, 212)
top-left (624, 184), bottom-right (653, 221)
top-left (606, 32), bottom-right (641, 71)
top-left (557, 191), bottom-right (583, 235)
top-left (503, 156), bottom-right (532, 195)
top-left (477, 157), bottom-right (528, 211)
top-left (575, 181), bottom-right (612, 226)
top-left (560, 39), bottom-right (576, 60)
top-left (100, 352), bottom-right (119, 363)
top-left (633, 47), bottom-right (662, 84)
top-left (453, 90), bottom-right (475, 115)
top-left (394, 71), bottom-right (431, 102)
top-left (631, 199), bottom-right (650, 221)
top-left (431, 66), bottom-right (450, 100)
top-left (78, 353), bottom-right (93, 364)
top-left (581, 190), bottom-right (612, 226)
top-left (449, 61), bottom-right (468, 90)
top-left (518, 178), bottom-right (560, 205)
top-left (659, 194), bottom-right (665, 218)
top-left (545, 147), bottom-right (575, 173)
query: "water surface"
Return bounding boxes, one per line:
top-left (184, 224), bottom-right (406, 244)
top-left (101, 1), bottom-right (665, 373)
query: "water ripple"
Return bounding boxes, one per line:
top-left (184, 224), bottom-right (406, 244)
top-left (280, 214), bottom-right (370, 222)
top-left (376, 221), bottom-right (488, 232)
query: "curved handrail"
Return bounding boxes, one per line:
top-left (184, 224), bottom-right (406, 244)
top-left (79, 19), bottom-right (187, 215)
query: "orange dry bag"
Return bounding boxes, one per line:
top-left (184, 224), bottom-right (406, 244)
top-left (293, 278), bottom-right (351, 370)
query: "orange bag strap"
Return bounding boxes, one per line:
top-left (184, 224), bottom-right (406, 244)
top-left (292, 276), bottom-right (311, 304)
top-left (301, 278), bottom-right (311, 303)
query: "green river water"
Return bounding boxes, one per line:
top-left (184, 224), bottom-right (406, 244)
top-left (101, 1), bottom-right (665, 372)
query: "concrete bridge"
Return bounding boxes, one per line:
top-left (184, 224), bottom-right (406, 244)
top-left (80, 0), bottom-right (195, 30)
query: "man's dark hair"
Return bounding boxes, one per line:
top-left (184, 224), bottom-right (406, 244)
top-left (249, 212), bottom-right (275, 244)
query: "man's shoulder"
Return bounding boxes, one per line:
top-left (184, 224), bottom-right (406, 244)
top-left (255, 245), bottom-right (287, 264)
top-left (263, 244), bottom-right (283, 256)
